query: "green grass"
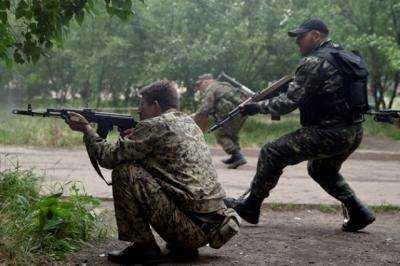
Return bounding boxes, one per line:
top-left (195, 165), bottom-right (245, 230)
top-left (265, 203), bottom-right (400, 213)
top-left (317, 204), bottom-right (337, 213)
top-left (267, 202), bottom-right (298, 211)
top-left (205, 115), bottom-right (301, 148)
top-left (0, 167), bottom-right (110, 265)
top-left (266, 203), bottom-right (338, 213)
top-left (363, 115), bottom-right (400, 140)
top-left (370, 203), bottom-right (400, 213)
top-left (0, 115), bottom-right (120, 148)
top-left (2, 108), bottom-right (400, 148)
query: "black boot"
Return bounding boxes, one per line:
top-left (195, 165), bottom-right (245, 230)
top-left (227, 150), bottom-right (247, 169)
top-left (107, 243), bottom-right (163, 264)
top-left (222, 154), bottom-right (235, 164)
top-left (342, 197), bottom-right (375, 232)
top-left (224, 192), bottom-right (263, 224)
top-left (166, 243), bottom-right (199, 261)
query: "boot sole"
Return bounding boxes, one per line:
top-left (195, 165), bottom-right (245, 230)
top-left (342, 216), bottom-right (376, 232)
top-left (227, 159), bottom-right (247, 169)
top-left (236, 208), bottom-right (260, 224)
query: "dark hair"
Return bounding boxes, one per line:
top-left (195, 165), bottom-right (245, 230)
top-left (140, 80), bottom-right (180, 111)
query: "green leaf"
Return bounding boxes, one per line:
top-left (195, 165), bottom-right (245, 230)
top-left (13, 49), bottom-right (24, 64)
top-left (15, 0), bottom-right (28, 19)
top-left (0, 10), bottom-right (7, 23)
top-left (0, 0), bottom-right (11, 10)
top-left (31, 46), bottom-right (41, 63)
top-left (105, 5), bottom-right (114, 16)
top-left (75, 9), bottom-right (85, 25)
top-left (4, 55), bottom-right (13, 68)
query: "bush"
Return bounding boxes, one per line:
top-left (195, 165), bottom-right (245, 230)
top-left (0, 167), bottom-right (109, 264)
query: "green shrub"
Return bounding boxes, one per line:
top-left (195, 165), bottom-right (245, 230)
top-left (0, 168), bottom-right (109, 265)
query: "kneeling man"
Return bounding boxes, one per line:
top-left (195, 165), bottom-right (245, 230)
top-left (66, 80), bottom-right (240, 264)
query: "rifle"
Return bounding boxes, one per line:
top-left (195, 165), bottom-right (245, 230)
top-left (12, 104), bottom-right (137, 138)
top-left (208, 75), bottom-right (293, 132)
top-left (366, 110), bottom-right (400, 124)
top-left (12, 104), bottom-right (138, 185)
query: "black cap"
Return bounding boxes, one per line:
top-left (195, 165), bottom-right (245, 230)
top-left (288, 19), bottom-right (329, 37)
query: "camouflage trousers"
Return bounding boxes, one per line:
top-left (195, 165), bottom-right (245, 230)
top-left (250, 124), bottom-right (363, 203)
top-left (214, 115), bottom-right (247, 154)
top-left (112, 164), bottom-right (208, 249)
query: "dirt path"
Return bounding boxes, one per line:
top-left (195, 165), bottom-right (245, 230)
top-left (64, 202), bottom-right (400, 265)
top-left (1, 140), bottom-right (399, 265)
top-left (1, 143), bottom-right (400, 206)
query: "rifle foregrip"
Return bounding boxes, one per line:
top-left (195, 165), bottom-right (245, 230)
top-left (208, 124), bottom-right (220, 133)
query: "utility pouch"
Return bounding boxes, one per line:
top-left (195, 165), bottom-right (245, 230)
top-left (208, 208), bottom-right (241, 249)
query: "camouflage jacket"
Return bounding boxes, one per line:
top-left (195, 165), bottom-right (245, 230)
top-left (259, 40), bottom-right (352, 127)
top-left (197, 81), bottom-right (248, 121)
top-left (84, 109), bottom-right (226, 213)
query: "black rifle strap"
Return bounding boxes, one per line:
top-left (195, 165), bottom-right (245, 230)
top-left (85, 145), bottom-right (112, 186)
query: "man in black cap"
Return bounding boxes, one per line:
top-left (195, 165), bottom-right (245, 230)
top-left (225, 18), bottom-right (375, 232)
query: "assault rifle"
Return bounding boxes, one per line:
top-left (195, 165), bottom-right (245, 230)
top-left (12, 104), bottom-right (138, 185)
top-left (367, 110), bottom-right (400, 124)
top-left (208, 75), bottom-right (293, 132)
top-left (12, 104), bottom-right (137, 138)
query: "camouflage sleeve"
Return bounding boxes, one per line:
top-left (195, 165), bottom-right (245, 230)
top-left (83, 121), bottom-right (157, 169)
top-left (259, 56), bottom-right (328, 115)
top-left (196, 88), bottom-right (216, 116)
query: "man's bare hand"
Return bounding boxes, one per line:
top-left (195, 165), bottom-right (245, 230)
top-left (65, 112), bottom-right (92, 133)
top-left (192, 113), bottom-right (209, 132)
top-left (119, 128), bottom-right (134, 138)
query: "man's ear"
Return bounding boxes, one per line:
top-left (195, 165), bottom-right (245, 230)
top-left (154, 100), bottom-right (162, 114)
top-left (312, 30), bottom-right (323, 41)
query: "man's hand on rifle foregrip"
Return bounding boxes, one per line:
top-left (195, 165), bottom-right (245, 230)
top-left (239, 102), bottom-right (262, 116)
top-left (120, 128), bottom-right (134, 138)
top-left (65, 112), bottom-right (92, 133)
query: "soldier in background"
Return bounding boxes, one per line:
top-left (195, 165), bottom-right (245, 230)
top-left (65, 80), bottom-right (240, 264)
top-left (225, 19), bottom-right (375, 232)
top-left (193, 74), bottom-right (248, 169)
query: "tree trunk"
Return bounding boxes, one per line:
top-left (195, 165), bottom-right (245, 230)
top-left (388, 71), bottom-right (400, 109)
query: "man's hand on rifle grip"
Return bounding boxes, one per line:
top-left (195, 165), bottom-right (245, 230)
top-left (239, 102), bottom-right (262, 116)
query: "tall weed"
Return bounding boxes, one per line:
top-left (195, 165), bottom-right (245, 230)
top-left (0, 168), bottom-right (109, 265)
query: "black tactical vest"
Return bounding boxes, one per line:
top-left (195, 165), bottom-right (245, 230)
top-left (298, 42), bottom-right (369, 127)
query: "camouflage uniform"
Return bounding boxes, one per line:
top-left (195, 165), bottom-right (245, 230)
top-left (197, 81), bottom-right (248, 155)
top-left (249, 40), bottom-right (362, 203)
top-left (84, 110), bottom-right (229, 249)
